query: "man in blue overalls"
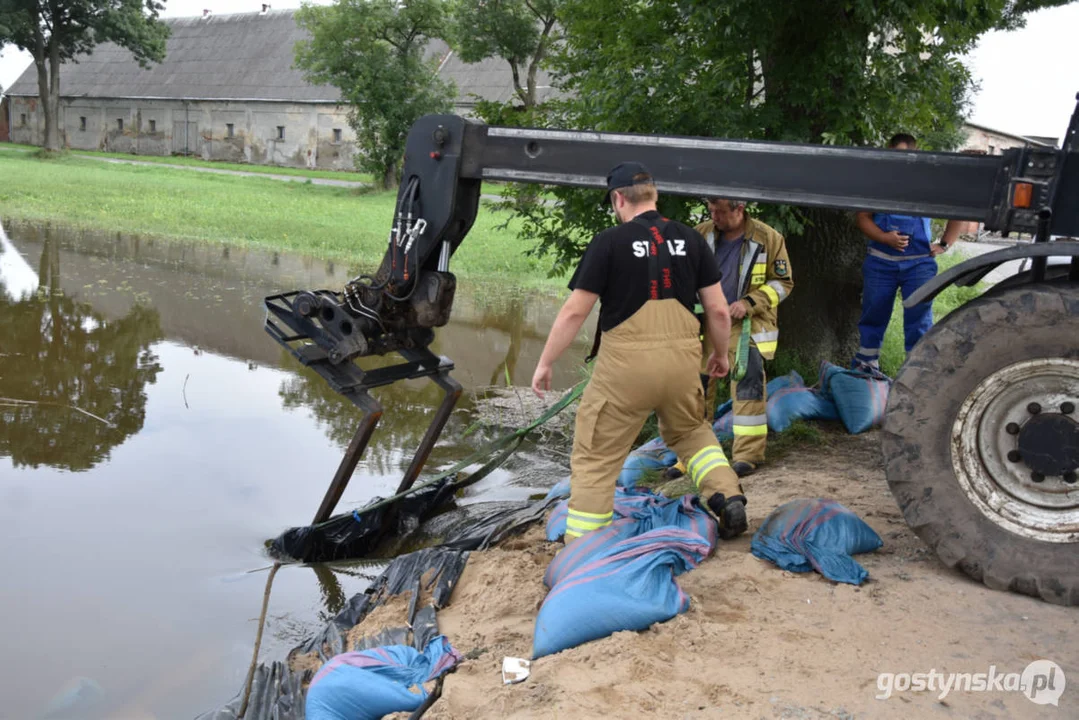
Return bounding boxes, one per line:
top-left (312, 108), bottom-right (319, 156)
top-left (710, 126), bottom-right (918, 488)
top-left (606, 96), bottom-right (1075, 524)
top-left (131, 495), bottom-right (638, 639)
top-left (851, 133), bottom-right (961, 371)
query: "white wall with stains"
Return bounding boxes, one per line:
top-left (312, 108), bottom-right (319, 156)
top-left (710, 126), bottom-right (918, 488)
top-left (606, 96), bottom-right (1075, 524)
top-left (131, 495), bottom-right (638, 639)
top-left (8, 96), bottom-right (357, 170)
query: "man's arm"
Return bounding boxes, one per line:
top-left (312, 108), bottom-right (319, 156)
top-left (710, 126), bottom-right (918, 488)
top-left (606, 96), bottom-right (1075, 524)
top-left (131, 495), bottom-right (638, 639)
top-left (856, 211), bottom-right (909, 250)
top-left (699, 282), bottom-right (732, 364)
top-left (932, 219), bottom-right (964, 255)
top-left (532, 289), bottom-right (600, 397)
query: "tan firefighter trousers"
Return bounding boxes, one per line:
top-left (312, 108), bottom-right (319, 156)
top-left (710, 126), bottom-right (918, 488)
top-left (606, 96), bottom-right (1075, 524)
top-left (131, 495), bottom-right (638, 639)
top-left (702, 321), bottom-right (768, 465)
top-left (565, 299), bottom-right (743, 540)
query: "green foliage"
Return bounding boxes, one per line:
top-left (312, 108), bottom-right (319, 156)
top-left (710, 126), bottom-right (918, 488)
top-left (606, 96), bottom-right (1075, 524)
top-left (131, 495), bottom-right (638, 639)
top-left (0, 0), bottom-right (168, 65)
top-left (0, 0), bottom-right (169, 150)
top-left (495, 0), bottom-right (1071, 278)
top-left (446, 0), bottom-right (562, 107)
top-left (294, 0), bottom-right (455, 189)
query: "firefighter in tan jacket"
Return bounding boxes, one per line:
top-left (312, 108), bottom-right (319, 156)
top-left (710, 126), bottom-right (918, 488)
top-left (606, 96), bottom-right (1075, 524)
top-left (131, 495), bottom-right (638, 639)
top-left (695, 198), bottom-right (794, 477)
top-left (531, 163), bottom-right (749, 542)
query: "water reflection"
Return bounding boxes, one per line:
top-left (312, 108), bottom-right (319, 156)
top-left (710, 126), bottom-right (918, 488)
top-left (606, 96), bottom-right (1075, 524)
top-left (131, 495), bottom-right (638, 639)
top-left (0, 219), bottom-right (582, 718)
top-left (0, 226), bottom-right (164, 472)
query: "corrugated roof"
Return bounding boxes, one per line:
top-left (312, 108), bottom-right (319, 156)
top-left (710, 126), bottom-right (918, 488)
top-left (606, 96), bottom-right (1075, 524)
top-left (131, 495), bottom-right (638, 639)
top-left (436, 46), bottom-right (560, 108)
top-left (7, 10), bottom-right (343, 102)
top-left (5, 9), bottom-right (559, 108)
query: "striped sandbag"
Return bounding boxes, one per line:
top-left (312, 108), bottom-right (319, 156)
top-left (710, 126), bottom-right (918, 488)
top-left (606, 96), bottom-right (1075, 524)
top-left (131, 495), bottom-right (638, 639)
top-left (545, 487), bottom-right (717, 547)
top-left (533, 524), bottom-right (714, 659)
top-left (305, 636), bottom-right (462, 720)
top-left (750, 498), bottom-right (883, 585)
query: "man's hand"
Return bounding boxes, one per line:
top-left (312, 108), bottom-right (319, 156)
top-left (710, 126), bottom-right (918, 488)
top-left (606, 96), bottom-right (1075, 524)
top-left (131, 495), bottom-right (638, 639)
top-left (880, 231), bottom-right (910, 251)
top-left (532, 362), bottom-right (553, 398)
top-left (930, 242), bottom-right (948, 256)
top-left (729, 300), bottom-right (748, 320)
top-left (706, 351), bottom-right (730, 378)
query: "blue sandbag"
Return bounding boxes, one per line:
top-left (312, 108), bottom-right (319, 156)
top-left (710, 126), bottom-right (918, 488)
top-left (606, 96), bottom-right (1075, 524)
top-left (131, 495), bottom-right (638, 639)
top-left (750, 498), bottom-right (883, 585)
top-left (767, 385), bottom-right (840, 432)
top-left (546, 487), bottom-right (717, 545)
top-left (713, 371), bottom-right (804, 422)
top-left (533, 524), bottom-right (714, 658)
top-left (818, 362), bottom-right (891, 434)
top-left (305, 636), bottom-right (462, 720)
top-left (616, 447), bottom-right (677, 489)
top-left (713, 410), bottom-right (734, 441)
top-left (544, 477), bottom-right (572, 501)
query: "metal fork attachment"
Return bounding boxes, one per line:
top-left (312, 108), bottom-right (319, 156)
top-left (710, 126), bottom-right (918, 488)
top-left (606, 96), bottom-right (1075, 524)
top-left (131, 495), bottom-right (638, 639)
top-left (264, 290), bottom-right (463, 524)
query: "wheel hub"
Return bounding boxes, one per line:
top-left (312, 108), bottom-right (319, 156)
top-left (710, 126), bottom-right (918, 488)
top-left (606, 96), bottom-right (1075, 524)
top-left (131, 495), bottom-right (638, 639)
top-left (1017, 413), bottom-right (1079, 478)
top-left (952, 358), bottom-right (1079, 543)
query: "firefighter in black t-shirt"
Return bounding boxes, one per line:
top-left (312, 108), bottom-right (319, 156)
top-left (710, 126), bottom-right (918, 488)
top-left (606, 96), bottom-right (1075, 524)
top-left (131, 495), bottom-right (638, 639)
top-left (531, 162), bottom-right (749, 541)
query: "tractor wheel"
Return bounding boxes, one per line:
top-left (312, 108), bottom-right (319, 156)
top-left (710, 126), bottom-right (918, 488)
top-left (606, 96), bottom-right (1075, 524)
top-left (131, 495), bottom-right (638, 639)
top-left (882, 280), bottom-right (1079, 605)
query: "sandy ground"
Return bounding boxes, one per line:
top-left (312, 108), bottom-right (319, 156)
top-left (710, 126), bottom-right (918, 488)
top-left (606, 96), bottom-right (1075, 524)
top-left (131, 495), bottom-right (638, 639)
top-left (421, 430), bottom-right (1079, 720)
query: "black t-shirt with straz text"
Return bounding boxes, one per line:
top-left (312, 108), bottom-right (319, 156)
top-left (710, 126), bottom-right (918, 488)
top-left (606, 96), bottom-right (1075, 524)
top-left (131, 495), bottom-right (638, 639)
top-left (568, 210), bottom-right (722, 332)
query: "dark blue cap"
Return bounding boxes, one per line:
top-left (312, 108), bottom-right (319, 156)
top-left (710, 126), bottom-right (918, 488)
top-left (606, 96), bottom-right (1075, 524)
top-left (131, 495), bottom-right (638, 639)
top-left (605, 161), bottom-right (654, 202)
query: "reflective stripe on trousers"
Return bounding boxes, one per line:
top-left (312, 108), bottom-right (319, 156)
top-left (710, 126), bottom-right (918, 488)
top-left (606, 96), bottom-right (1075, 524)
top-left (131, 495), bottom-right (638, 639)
top-left (566, 299), bottom-right (743, 540)
top-left (855, 253), bottom-right (937, 368)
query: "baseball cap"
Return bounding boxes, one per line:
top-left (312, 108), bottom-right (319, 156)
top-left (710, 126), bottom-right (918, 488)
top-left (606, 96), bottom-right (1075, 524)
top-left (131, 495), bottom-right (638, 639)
top-left (605, 161), bottom-right (654, 203)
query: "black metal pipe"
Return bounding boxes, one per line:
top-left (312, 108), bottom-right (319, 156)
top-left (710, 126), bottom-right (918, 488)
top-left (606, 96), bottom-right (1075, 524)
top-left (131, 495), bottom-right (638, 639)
top-left (395, 372), bottom-right (463, 496)
top-left (312, 391), bottom-right (383, 524)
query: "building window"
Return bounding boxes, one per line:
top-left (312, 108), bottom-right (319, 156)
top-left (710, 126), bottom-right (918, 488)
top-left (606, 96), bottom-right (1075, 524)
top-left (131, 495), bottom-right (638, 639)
top-left (333, 128), bottom-right (342, 143)
top-left (79, 117), bottom-right (87, 131)
top-left (148, 119), bottom-right (156, 133)
top-left (226, 123), bottom-right (234, 138)
top-left (20, 113), bottom-right (27, 127)
top-left (988, 145), bottom-right (996, 155)
top-left (276, 125), bottom-right (285, 140)
top-left (117, 118), bottom-right (124, 132)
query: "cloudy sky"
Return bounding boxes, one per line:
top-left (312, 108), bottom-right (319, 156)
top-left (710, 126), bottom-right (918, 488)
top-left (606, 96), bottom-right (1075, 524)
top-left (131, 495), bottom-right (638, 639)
top-left (2, 1), bottom-right (1077, 139)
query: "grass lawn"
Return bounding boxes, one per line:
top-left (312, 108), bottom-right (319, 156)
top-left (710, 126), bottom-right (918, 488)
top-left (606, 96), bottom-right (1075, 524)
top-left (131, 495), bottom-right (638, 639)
top-left (0, 150), bottom-right (563, 283)
top-left (0, 143), bottom-right (374, 183)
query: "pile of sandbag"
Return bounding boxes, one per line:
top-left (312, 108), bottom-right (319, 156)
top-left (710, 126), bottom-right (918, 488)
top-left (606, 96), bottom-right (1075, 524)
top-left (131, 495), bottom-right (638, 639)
top-left (535, 487), bottom-right (716, 658)
top-left (616, 364), bottom-right (893, 486)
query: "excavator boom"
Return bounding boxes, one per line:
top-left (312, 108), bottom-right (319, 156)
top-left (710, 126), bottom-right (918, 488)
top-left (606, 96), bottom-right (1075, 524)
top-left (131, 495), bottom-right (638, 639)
top-left (264, 97), bottom-right (1079, 524)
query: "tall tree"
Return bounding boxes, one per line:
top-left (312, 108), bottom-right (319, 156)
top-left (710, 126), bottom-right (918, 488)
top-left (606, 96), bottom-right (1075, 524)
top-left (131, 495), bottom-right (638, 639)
top-left (504, 0), bottom-right (1073, 364)
top-left (295, 0), bottom-right (455, 190)
top-left (447, 0), bottom-right (561, 109)
top-left (0, 0), bottom-right (169, 152)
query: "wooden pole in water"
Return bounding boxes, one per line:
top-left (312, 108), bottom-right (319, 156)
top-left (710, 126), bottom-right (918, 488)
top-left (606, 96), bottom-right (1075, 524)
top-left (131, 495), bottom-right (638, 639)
top-left (238, 561), bottom-right (281, 718)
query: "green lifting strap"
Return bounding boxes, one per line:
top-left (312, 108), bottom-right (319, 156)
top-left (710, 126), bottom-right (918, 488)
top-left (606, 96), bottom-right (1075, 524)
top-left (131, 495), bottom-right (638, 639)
top-left (694, 304), bottom-right (752, 383)
top-left (732, 315), bottom-right (752, 382)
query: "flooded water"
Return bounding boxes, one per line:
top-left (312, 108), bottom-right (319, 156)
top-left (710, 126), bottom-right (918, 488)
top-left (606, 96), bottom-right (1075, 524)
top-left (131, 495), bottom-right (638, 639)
top-left (0, 219), bottom-right (586, 719)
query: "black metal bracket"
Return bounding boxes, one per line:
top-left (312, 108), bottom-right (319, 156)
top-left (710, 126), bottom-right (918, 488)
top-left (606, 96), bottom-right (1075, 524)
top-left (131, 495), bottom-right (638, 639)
top-left (264, 290), bottom-right (463, 524)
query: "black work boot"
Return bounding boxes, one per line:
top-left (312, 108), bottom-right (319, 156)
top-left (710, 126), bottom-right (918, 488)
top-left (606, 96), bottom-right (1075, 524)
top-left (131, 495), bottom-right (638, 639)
top-left (732, 460), bottom-right (757, 478)
top-left (705, 493), bottom-right (748, 540)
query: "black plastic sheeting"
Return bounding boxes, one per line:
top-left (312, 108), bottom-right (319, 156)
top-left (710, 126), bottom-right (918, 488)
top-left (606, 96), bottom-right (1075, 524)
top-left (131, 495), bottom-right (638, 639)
top-left (269, 381), bottom-right (584, 565)
top-left (269, 481), bottom-right (459, 563)
top-left (198, 500), bottom-right (555, 720)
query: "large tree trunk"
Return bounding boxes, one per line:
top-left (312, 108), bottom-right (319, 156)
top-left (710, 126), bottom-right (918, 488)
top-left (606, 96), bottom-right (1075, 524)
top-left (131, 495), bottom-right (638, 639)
top-left (381, 162), bottom-right (400, 191)
top-left (38, 37), bottom-right (63, 151)
top-left (31, 23), bottom-right (58, 152)
top-left (776, 208), bottom-right (864, 369)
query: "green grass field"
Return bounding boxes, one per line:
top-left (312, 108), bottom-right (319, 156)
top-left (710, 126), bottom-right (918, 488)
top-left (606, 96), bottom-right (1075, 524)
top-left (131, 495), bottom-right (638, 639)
top-left (0, 149), bottom-right (560, 283)
top-left (0, 143), bottom-right (375, 183)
